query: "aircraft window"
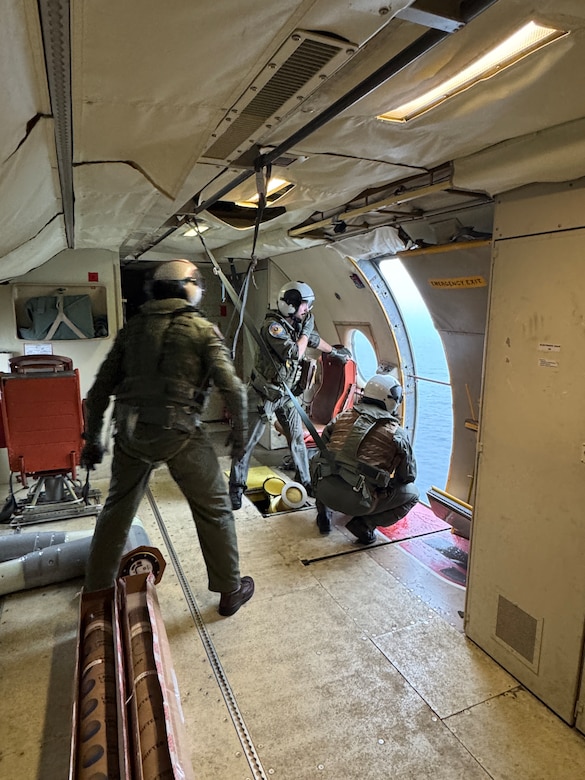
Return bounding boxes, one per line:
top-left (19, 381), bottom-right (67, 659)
top-left (350, 329), bottom-right (378, 385)
top-left (378, 258), bottom-right (452, 495)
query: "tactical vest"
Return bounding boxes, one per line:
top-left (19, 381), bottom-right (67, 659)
top-left (310, 405), bottom-right (396, 515)
top-left (116, 307), bottom-right (209, 433)
top-left (255, 312), bottom-right (300, 386)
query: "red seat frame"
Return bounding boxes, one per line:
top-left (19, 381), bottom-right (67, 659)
top-left (0, 355), bottom-right (84, 486)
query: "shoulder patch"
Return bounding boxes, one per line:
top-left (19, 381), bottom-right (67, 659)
top-left (268, 322), bottom-right (286, 338)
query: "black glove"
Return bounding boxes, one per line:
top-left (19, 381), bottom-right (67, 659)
top-left (80, 440), bottom-right (105, 470)
top-left (291, 381), bottom-right (304, 397)
top-left (328, 345), bottom-right (352, 364)
top-left (300, 313), bottom-right (315, 338)
top-left (225, 428), bottom-right (246, 460)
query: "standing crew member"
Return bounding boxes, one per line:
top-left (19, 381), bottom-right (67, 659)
top-left (310, 374), bottom-right (419, 541)
top-left (229, 280), bottom-right (350, 510)
top-left (81, 259), bottom-right (254, 617)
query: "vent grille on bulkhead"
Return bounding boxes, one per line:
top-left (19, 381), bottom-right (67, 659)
top-left (495, 594), bottom-right (542, 672)
top-left (203, 32), bottom-right (355, 163)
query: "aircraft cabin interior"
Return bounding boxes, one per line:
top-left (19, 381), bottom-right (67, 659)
top-left (2, 0), bottom-right (585, 777)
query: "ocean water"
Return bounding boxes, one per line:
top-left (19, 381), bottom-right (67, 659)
top-left (364, 259), bottom-right (454, 500)
top-left (354, 323), bottom-right (452, 501)
top-left (407, 319), bottom-right (453, 498)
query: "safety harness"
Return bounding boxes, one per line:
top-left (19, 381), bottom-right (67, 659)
top-left (116, 307), bottom-right (208, 434)
top-left (309, 405), bottom-right (395, 513)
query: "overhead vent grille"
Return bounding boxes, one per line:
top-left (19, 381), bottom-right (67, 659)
top-left (202, 30), bottom-right (356, 164)
top-left (270, 153), bottom-right (301, 167)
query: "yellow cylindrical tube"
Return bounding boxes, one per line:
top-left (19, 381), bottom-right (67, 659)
top-left (269, 481), bottom-right (308, 512)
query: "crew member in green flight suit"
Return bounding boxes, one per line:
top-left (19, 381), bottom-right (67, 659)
top-left (81, 259), bottom-right (254, 617)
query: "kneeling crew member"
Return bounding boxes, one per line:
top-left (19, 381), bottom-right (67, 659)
top-left (310, 374), bottom-right (419, 543)
top-left (81, 259), bottom-right (254, 617)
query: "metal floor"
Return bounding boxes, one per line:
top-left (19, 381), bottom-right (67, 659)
top-left (1, 426), bottom-right (585, 779)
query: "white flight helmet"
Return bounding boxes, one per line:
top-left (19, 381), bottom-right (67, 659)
top-left (153, 259), bottom-right (203, 306)
top-left (363, 374), bottom-right (403, 413)
top-left (277, 281), bottom-right (315, 317)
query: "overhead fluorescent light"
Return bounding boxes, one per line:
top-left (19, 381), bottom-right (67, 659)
top-left (183, 223), bottom-right (210, 237)
top-left (377, 21), bottom-right (567, 123)
top-left (236, 177), bottom-right (294, 208)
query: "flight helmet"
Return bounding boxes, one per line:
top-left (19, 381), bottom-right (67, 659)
top-left (153, 259), bottom-right (204, 306)
top-left (277, 281), bottom-right (315, 317)
top-left (362, 374), bottom-right (403, 413)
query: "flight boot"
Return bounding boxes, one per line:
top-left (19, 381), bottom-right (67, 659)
top-left (229, 485), bottom-right (244, 510)
top-left (345, 516), bottom-right (376, 545)
top-left (218, 576), bottom-right (255, 616)
top-left (316, 508), bottom-right (332, 534)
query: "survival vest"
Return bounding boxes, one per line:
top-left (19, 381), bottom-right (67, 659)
top-left (115, 306), bottom-right (210, 433)
top-left (310, 405), bottom-right (397, 516)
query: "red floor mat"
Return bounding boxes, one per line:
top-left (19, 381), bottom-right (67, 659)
top-left (398, 530), bottom-right (469, 587)
top-left (376, 501), bottom-right (450, 542)
top-left (375, 502), bottom-right (468, 587)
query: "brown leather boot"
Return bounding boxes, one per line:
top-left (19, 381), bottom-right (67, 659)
top-left (218, 576), bottom-right (255, 616)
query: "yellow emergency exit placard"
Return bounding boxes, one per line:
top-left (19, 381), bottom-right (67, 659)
top-left (428, 276), bottom-right (487, 288)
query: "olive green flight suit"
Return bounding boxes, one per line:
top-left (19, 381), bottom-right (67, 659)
top-left (229, 309), bottom-right (320, 493)
top-left (84, 299), bottom-right (247, 592)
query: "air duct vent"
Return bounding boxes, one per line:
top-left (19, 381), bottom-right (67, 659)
top-left (270, 154), bottom-right (302, 167)
top-left (494, 594), bottom-right (543, 673)
top-left (202, 30), bottom-right (356, 164)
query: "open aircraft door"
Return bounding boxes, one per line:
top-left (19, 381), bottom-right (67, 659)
top-left (399, 241), bottom-right (491, 503)
top-left (466, 179), bottom-right (585, 728)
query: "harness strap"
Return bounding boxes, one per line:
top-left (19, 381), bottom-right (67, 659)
top-left (45, 293), bottom-right (89, 340)
top-left (330, 410), bottom-right (393, 489)
top-left (193, 227), bottom-right (331, 457)
top-left (337, 413), bottom-right (379, 462)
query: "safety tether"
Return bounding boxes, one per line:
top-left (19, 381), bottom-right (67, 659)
top-left (228, 258), bottom-right (256, 361)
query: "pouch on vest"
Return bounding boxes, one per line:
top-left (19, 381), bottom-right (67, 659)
top-left (291, 358), bottom-right (316, 396)
top-left (310, 407), bottom-right (392, 514)
top-left (310, 452), bottom-right (379, 514)
top-left (250, 370), bottom-right (282, 402)
top-left (314, 474), bottom-right (378, 515)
